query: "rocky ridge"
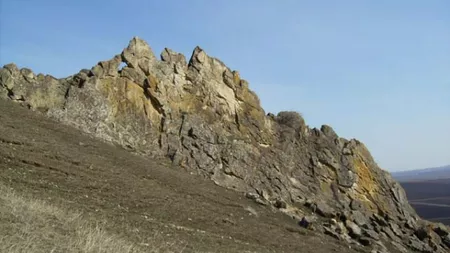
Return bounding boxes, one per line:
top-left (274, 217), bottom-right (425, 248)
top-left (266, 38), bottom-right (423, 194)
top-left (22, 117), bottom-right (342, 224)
top-left (1, 37), bottom-right (449, 252)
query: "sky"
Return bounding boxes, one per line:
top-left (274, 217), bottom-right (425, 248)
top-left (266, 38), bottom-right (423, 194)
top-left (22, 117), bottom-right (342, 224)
top-left (1, 0), bottom-right (449, 171)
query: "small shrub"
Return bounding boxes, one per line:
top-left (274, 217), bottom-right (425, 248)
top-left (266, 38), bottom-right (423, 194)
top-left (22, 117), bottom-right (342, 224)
top-left (275, 111), bottom-right (305, 130)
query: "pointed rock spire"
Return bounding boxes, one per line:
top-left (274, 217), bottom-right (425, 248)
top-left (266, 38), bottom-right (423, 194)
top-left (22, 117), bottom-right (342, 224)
top-left (121, 36), bottom-right (156, 75)
top-left (188, 46), bottom-right (208, 70)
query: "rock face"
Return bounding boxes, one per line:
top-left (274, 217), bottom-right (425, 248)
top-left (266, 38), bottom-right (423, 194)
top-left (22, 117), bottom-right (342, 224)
top-left (1, 37), bottom-right (448, 252)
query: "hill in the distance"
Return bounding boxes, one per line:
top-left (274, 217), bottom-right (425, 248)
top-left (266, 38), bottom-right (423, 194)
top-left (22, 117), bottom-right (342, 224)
top-left (392, 165), bottom-right (450, 182)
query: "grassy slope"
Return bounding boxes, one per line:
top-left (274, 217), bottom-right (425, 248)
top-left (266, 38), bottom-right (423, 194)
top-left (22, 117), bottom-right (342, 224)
top-left (0, 182), bottom-right (147, 253)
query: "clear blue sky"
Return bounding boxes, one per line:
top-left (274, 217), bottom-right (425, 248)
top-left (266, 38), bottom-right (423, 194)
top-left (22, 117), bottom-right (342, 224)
top-left (1, 0), bottom-right (449, 171)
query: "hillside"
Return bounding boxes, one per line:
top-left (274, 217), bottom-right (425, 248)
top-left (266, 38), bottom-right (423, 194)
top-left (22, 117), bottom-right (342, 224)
top-left (0, 99), bottom-right (357, 253)
top-left (1, 37), bottom-right (449, 252)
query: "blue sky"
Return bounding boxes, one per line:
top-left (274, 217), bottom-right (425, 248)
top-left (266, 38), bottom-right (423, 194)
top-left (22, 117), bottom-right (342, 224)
top-left (1, 0), bottom-right (449, 171)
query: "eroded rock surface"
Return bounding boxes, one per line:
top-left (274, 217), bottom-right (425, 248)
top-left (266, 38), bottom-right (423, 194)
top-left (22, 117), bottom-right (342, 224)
top-left (1, 37), bottom-right (448, 252)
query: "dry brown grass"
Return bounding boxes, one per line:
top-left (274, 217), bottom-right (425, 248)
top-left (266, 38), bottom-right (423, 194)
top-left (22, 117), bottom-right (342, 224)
top-left (0, 183), bottom-right (186, 253)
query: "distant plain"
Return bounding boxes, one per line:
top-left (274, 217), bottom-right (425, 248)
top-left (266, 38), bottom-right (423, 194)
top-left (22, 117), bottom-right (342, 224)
top-left (400, 178), bottom-right (450, 225)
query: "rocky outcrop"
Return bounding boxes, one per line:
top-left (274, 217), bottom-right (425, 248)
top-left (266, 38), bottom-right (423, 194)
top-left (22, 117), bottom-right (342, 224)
top-left (1, 37), bottom-right (448, 252)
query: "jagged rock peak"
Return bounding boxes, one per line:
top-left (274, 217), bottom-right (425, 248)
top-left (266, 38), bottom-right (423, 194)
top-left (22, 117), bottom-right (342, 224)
top-left (1, 37), bottom-right (449, 252)
top-left (189, 46), bottom-right (207, 64)
top-left (123, 36), bottom-right (156, 60)
top-left (160, 48), bottom-right (186, 65)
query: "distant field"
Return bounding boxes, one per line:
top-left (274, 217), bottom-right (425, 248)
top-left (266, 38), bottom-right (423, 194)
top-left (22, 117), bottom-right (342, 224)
top-left (400, 178), bottom-right (450, 225)
top-left (416, 197), bottom-right (450, 205)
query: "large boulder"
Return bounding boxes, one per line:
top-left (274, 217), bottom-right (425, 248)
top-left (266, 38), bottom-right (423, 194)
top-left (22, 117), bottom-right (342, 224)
top-left (345, 220), bottom-right (362, 239)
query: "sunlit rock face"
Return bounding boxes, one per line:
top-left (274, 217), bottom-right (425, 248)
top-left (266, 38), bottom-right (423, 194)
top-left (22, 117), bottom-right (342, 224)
top-left (2, 37), bottom-right (448, 252)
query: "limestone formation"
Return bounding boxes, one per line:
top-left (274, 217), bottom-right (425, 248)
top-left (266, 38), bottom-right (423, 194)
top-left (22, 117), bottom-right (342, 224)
top-left (1, 36), bottom-right (448, 252)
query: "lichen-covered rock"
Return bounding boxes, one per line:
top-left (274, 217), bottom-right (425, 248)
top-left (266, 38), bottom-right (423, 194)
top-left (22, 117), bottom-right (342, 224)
top-left (1, 36), bottom-right (446, 252)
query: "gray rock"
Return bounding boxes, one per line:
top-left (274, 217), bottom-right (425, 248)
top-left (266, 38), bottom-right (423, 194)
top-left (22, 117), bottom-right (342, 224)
top-left (245, 192), bottom-right (259, 200)
top-left (324, 226), bottom-right (340, 240)
top-left (389, 222), bottom-right (403, 237)
top-left (363, 229), bottom-right (379, 240)
top-left (160, 48), bottom-right (186, 65)
top-left (350, 210), bottom-right (368, 226)
top-left (349, 199), bottom-right (363, 210)
top-left (382, 226), bottom-right (401, 243)
top-left (371, 213), bottom-right (388, 227)
top-left (315, 201), bottom-right (336, 218)
top-left (391, 241), bottom-right (408, 253)
top-left (409, 236), bottom-right (439, 253)
top-left (342, 147), bottom-right (352, 155)
top-left (121, 36), bottom-right (156, 74)
top-left (335, 221), bottom-right (347, 234)
top-left (345, 220), bottom-right (362, 239)
top-left (358, 237), bottom-right (372, 246)
top-left (320, 125), bottom-right (337, 138)
top-left (433, 223), bottom-right (449, 237)
top-left (120, 67), bottom-right (146, 85)
top-left (405, 217), bottom-right (417, 230)
top-left (443, 234), bottom-right (450, 248)
top-left (409, 237), bottom-right (427, 252)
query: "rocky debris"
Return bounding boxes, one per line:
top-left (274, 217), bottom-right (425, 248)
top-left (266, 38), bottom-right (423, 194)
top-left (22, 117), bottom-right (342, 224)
top-left (274, 199), bottom-right (287, 209)
top-left (389, 222), bottom-right (403, 237)
top-left (245, 192), bottom-right (267, 206)
top-left (443, 234), bottom-right (450, 248)
top-left (371, 213), bottom-right (389, 227)
top-left (330, 219), bottom-right (347, 235)
top-left (415, 225), bottom-right (431, 241)
top-left (349, 199), bottom-right (364, 210)
top-left (1, 36), bottom-right (448, 252)
top-left (358, 236), bottom-right (372, 246)
top-left (433, 223), bottom-right (449, 237)
top-left (428, 223), bottom-right (450, 250)
top-left (405, 217), bottom-right (418, 230)
top-left (382, 226), bottom-right (401, 243)
top-left (314, 201), bottom-right (336, 218)
top-left (323, 226), bottom-right (340, 240)
top-left (345, 220), bottom-right (362, 239)
top-left (364, 229), bottom-right (380, 240)
top-left (349, 210), bottom-right (368, 226)
top-left (409, 237), bottom-right (429, 252)
top-left (407, 222), bottom-right (450, 252)
top-left (390, 241), bottom-right (409, 253)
